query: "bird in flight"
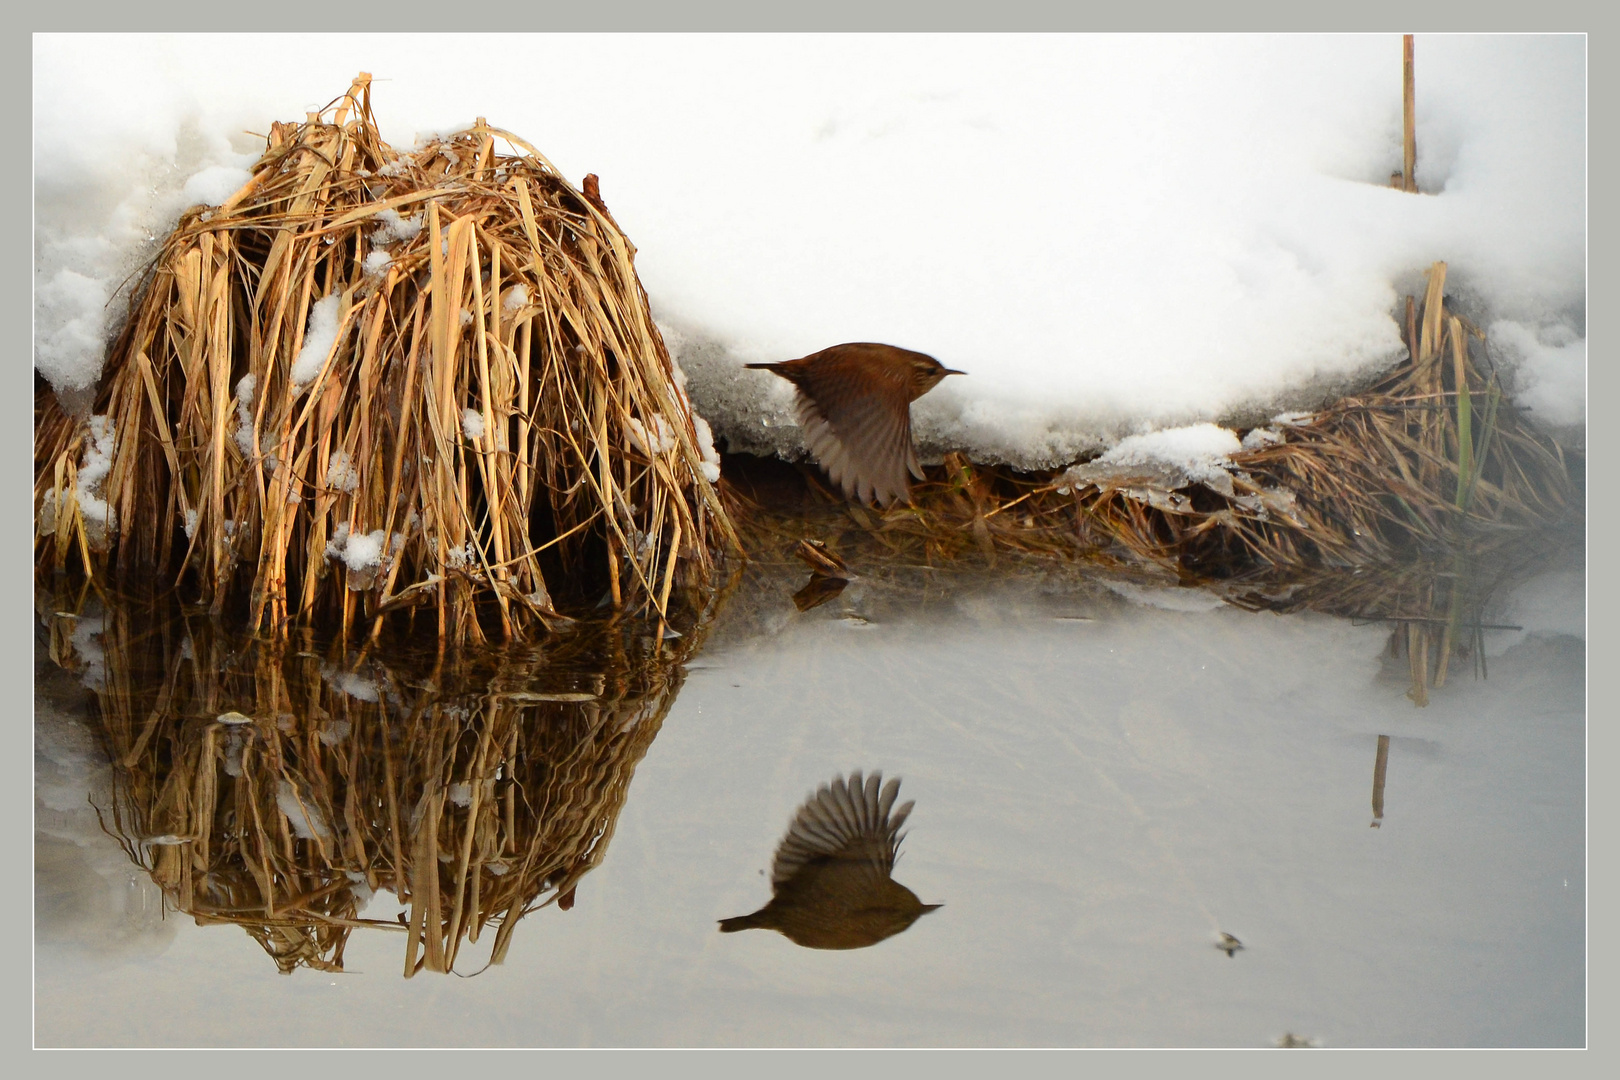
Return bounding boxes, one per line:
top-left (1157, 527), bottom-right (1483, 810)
top-left (747, 343), bottom-right (964, 507)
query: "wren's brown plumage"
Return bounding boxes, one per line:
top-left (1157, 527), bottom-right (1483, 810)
top-left (718, 771), bottom-right (940, 950)
top-left (746, 343), bottom-right (964, 507)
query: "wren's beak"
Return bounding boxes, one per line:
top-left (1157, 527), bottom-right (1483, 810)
top-left (940, 368), bottom-right (966, 377)
top-left (921, 904), bottom-right (944, 914)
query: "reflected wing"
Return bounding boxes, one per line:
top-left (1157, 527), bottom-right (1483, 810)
top-left (770, 771), bottom-right (914, 888)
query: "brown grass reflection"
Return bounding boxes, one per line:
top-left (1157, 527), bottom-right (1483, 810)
top-left (44, 583), bottom-right (717, 976)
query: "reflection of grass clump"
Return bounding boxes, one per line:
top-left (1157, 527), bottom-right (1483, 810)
top-left (34, 73), bottom-right (736, 647)
top-left (56, 583), bottom-right (719, 976)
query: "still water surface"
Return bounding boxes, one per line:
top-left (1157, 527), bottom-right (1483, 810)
top-left (34, 562), bottom-right (1584, 1047)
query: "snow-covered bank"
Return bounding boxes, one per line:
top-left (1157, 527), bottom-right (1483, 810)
top-left (33, 34), bottom-right (1585, 464)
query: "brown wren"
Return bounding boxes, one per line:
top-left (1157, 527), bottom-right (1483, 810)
top-left (718, 771), bottom-right (941, 950)
top-left (746, 343), bottom-right (964, 507)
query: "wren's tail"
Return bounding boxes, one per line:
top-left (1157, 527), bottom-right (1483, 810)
top-left (743, 362), bottom-right (782, 371)
top-left (717, 912), bottom-right (767, 933)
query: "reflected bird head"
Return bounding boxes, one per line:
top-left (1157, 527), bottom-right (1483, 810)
top-left (718, 770), bottom-right (940, 950)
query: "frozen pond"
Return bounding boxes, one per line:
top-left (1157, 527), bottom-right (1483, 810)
top-left (34, 560), bottom-right (1584, 1047)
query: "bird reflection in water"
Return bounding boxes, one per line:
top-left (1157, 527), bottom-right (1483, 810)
top-left (719, 771), bottom-right (940, 949)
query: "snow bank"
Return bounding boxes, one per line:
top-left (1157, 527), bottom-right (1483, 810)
top-left (1488, 320), bottom-right (1587, 430)
top-left (33, 34), bottom-right (1584, 465)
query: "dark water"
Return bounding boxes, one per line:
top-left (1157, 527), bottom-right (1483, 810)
top-left (33, 554), bottom-right (1585, 1047)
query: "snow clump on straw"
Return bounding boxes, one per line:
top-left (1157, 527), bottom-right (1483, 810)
top-left (693, 416), bottom-right (722, 483)
top-left (324, 523), bottom-right (408, 574)
top-left (1092, 423), bottom-right (1243, 487)
top-left (75, 415), bottom-right (118, 535)
top-left (181, 165), bottom-right (252, 207)
top-left (289, 295), bottom-right (343, 387)
top-left (627, 415), bottom-right (676, 457)
top-left (233, 374), bottom-right (257, 458)
top-left (369, 208), bottom-right (422, 245)
top-left (326, 447), bottom-right (360, 493)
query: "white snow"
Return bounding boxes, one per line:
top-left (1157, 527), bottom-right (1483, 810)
top-left (342, 528), bottom-right (384, 571)
top-left (443, 541), bottom-right (476, 569)
top-left (325, 446), bottom-right (359, 493)
top-left (626, 415), bottom-right (676, 457)
top-left (323, 522), bottom-right (351, 561)
top-left (181, 165), bottom-right (252, 207)
top-left (460, 407), bottom-right (486, 441)
top-left (1093, 423), bottom-right (1243, 476)
top-left (232, 374), bottom-right (257, 458)
top-left (289, 294), bottom-right (343, 387)
top-left (1102, 580), bottom-right (1231, 613)
top-left (74, 415), bottom-right (118, 532)
top-left (1057, 421), bottom-right (1247, 499)
top-left (32, 35), bottom-right (1585, 466)
top-left (34, 271), bottom-right (111, 394)
top-left (1488, 320), bottom-right (1587, 429)
top-left (362, 250), bottom-right (393, 277)
top-left (368, 208), bottom-right (423, 245)
top-left (324, 520), bottom-right (408, 577)
top-left (316, 718), bottom-right (352, 747)
top-left (693, 414), bottom-right (722, 483)
top-left (1240, 427), bottom-right (1285, 451)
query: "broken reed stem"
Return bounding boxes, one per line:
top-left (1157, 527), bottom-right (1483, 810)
top-left (33, 73), bottom-right (739, 646)
top-left (1403, 34), bottom-right (1417, 193)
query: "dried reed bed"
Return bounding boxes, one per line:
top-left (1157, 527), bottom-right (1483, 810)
top-left (34, 74), bottom-right (736, 647)
top-left (50, 579), bottom-right (720, 976)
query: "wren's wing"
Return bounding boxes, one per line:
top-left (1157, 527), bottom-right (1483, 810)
top-left (770, 771), bottom-right (915, 890)
top-left (789, 355), bottom-right (915, 507)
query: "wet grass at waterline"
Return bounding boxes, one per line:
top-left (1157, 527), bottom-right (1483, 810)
top-left (43, 580), bottom-right (723, 976)
top-left (33, 74), bottom-right (736, 648)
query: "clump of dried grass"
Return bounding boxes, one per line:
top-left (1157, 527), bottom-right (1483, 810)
top-left (34, 74), bottom-right (736, 646)
top-left (50, 581), bottom-right (720, 976)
